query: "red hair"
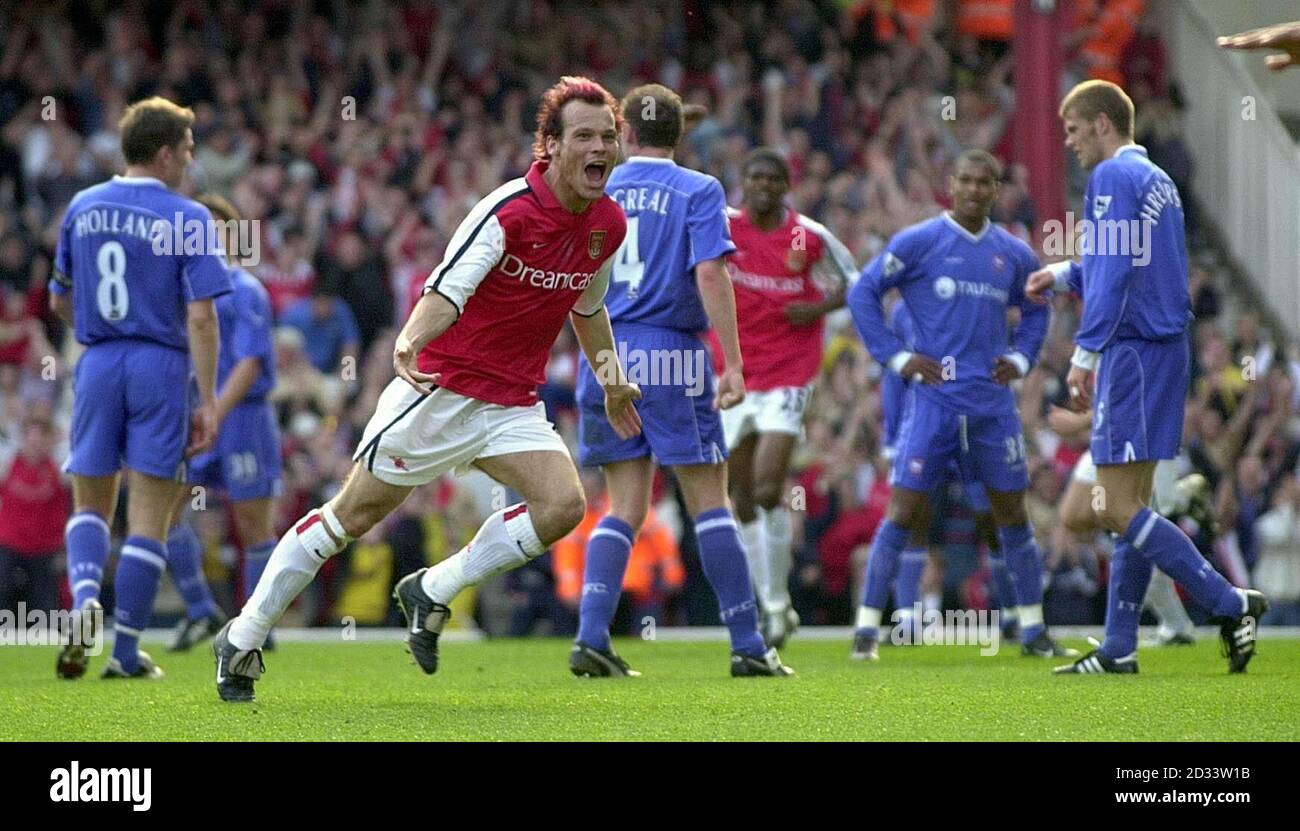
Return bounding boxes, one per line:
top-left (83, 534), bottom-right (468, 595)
top-left (532, 76), bottom-right (622, 161)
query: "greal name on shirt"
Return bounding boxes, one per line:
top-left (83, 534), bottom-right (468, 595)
top-left (610, 186), bottom-right (672, 216)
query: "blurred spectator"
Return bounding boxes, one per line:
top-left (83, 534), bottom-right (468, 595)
top-left (259, 224), bottom-right (317, 317)
top-left (1253, 474), bottom-right (1300, 625)
top-left (269, 325), bottom-right (344, 417)
top-left (315, 229), bottom-right (392, 356)
top-left (0, 414), bottom-right (69, 614)
top-left (279, 286), bottom-right (361, 376)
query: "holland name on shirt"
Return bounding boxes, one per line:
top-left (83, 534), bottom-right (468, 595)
top-left (73, 209), bottom-right (260, 262)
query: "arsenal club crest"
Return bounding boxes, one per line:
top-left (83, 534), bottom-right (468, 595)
top-left (588, 230), bottom-right (606, 259)
top-left (786, 248), bottom-right (808, 272)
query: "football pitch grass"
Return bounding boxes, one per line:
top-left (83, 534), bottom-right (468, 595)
top-left (3, 634), bottom-right (1298, 741)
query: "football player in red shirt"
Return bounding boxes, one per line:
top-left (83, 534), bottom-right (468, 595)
top-left (722, 149), bottom-right (856, 647)
top-left (214, 77), bottom-right (642, 702)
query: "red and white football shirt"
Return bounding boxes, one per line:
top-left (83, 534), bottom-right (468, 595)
top-left (726, 207), bottom-right (856, 391)
top-left (418, 161), bottom-right (626, 406)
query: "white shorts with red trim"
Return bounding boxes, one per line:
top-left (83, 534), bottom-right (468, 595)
top-left (353, 379), bottom-right (570, 487)
top-left (721, 384), bottom-right (811, 449)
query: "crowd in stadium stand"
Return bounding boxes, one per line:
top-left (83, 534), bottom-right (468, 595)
top-left (1, 0), bottom-right (1297, 631)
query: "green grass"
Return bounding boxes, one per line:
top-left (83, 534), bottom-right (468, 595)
top-left (3, 636), bottom-right (1298, 741)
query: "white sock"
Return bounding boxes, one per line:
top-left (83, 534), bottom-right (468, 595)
top-left (229, 507), bottom-right (350, 650)
top-left (763, 506), bottom-right (794, 612)
top-left (856, 606), bottom-right (882, 630)
top-left (923, 592), bottom-right (941, 614)
top-left (1144, 569), bottom-right (1193, 634)
top-left (1018, 603), bottom-right (1044, 629)
top-left (738, 517), bottom-right (768, 604)
top-left (421, 503), bottom-right (544, 605)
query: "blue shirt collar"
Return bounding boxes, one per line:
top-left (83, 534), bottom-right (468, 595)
top-left (1112, 143), bottom-right (1148, 159)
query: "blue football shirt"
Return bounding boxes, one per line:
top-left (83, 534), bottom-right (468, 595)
top-left (850, 213), bottom-right (1048, 413)
top-left (52, 175), bottom-right (231, 349)
top-left (604, 156), bottom-right (735, 332)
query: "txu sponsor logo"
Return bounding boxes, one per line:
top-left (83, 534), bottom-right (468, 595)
top-left (0, 603), bottom-right (103, 655)
top-left (889, 603), bottom-right (1001, 656)
top-left (592, 344), bottom-right (708, 396)
top-left (50, 762), bottom-right (151, 812)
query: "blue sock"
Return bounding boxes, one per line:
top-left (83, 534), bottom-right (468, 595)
top-left (997, 523), bottom-right (1046, 644)
top-left (989, 553), bottom-right (1017, 615)
top-left (166, 523), bottom-right (218, 620)
top-left (857, 519), bottom-right (910, 638)
top-left (111, 537), bottom-right (166, 672)
top-left (576, 516), bottom-right (635, 652)
top-left (1099, 536), bottom-right (1154, 659)
top-left (65, 511), bottom-right (111, 610)
top-left (694, 508), bottom-right (765, 656)
top-left (1123, 508), bottom-right (1243, 619)
top-left (243, 539), bottom-right (276, 602)
top-left (893, 546), bottom-right (926, 613)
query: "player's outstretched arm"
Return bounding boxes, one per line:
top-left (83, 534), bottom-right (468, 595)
top-left (695, 256), bottom-right (746, 410)
top-left (570, 305), bottom-right (642, 440)
top-left (392, 291), bottom-right (455, 394)
top-left (187, 297), bottom-right (220, 457)
top-left (1026, 260), bottom-right (1080, 304)
top-left (1218, 21), bottom-right (1300, 70)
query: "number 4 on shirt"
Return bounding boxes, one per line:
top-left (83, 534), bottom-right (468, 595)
top-left (612, 215), bottom-right (643, 298)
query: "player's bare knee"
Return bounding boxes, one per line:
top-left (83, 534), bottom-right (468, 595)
top-left (729, 484), bottom-right (756, 523)
top-left (533, 488), bottom-right (587, 543)
top-left (606, 492), bottom-right (647, 533)
top-left (753, 480), bottom-right (784, 512)
top-left (326, 497), bottom-right (377, 541)
top-left (1062, 504), bottom-right (1095, 536)
top-left (732, 500), bottom-right (757, 524)
top-left (993, 504), bottom-right (1028, 528)
top-left (235, 509), bottom-right (275, 546)
top-left (1094, 502), bottom-right (1137, 536)
top-left (886, 491), bottom-right (924, 527)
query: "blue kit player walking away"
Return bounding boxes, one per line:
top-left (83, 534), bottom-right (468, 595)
top-left (849, 149), bottom-right (1077, 662)
top-left (165, 194), bottom-right (284, 653)
top-left (572, 83), bottom-right (791, 677)
top-left (52, 97), bottom-right (229, 680)
top-left (1030, 81), bottom-right (1266, 675)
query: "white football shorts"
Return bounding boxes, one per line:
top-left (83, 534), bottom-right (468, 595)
top-left (721, 384), bottom-right (811, 450)
top-left (353, 379), bottom-right (570, 487)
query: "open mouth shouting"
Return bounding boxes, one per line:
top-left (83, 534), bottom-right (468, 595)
top-left (583, 158), bottom-right (609, 188)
